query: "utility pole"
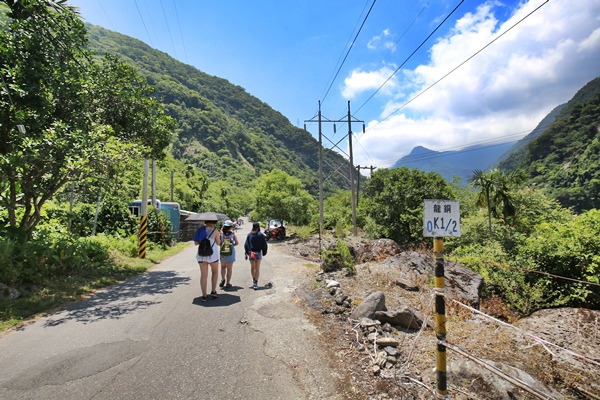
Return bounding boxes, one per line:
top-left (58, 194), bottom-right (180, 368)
top-left (305, 101), bottom-right (364, 236)
top-left (304, 101), bottom-right (325, 253)
top-left (170, 170), bottom-right (174, 202)
top-left (347, 101), bottom-right (357, 236)
top-left (318, 102), bottom-right (324, 244)
top-left (151, 159), bottom-right (157, 209)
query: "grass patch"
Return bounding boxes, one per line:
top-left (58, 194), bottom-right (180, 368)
top-left (0, 241), bottom-right (190, 332)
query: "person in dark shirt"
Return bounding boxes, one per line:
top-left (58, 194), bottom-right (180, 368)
top-left (244, 222), bottom-right (268, 290)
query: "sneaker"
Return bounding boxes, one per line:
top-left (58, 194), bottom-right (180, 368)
top-left (210, 291), bottom-right (219, 298)
top-left (265, 282), bottom-right (273, 289)
top-left (219, 279), bottom-right (225, 288)
top-left (199, 296), bottom-right (208, 302)
top-left (253, 282), bottom-right (258, 290)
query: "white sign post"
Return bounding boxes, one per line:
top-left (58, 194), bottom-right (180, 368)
top-left (423, 199), bottom-right (461, 237)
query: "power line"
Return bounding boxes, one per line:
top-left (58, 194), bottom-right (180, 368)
top-left (356, 121), bottom-right (554, 170)
top-left (320, 0), bottom-right (371, 105)
top-left (361, 0), bottom-right (550, 135)
top-left (349, 0), bottom-right (434, 141)
top-left (172, 0), bottom-right (189, 63)
top-left (355, 0), bottom-right (465, 114)
top-left (159, 0), bottom-right (177, 59)
top-left (320, 0), bottom-right (377, 105)
top-left (378, 0), bottom-right (433, 65)
top-left (133, 0), bottom-right (153, 47)
top-left (95, 0), bottom-right (115, 31)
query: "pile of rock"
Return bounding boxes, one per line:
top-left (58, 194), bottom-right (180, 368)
top-left (317, 277), bottom-right (352, 314)
top-left (357, 317), bottom-right (403, 374)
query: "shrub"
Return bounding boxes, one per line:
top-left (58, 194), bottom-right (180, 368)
top-left (290, 225), bottom-right (313, 240)
top-left (0, 229), bottom-right (113, 287)
top-left (321, 240), bottom-right (355, 275)
top-left (515, 209), bottom-right (600, 308)
top-left (451, 242), bottom-right (551, 315)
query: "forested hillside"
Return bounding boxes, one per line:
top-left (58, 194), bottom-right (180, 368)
top-left (520, 91), bottom-right (600, 212)
top-left (497, 77), bottom-right (600, 172)
top-left (85, 25), bottom-right (349, 198)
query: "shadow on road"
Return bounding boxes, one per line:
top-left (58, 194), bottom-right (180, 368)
top-left (192, 293), bottom-right (241, 307)
top-left (42, 270), bottom-right (191, 327)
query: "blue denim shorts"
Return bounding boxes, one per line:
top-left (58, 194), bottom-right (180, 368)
top-left (249, 251), bottom-right (262, 261)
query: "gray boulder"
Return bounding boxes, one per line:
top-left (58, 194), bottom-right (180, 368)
top-left (383, 251), bottom-right (483, 307)
top-left (433, 358), bottom-right (562, 400)
top-left (374, 305), bottom-right (425, 330)
top-left (350, 291), bottom-right (386, 319)
top-left (0, 283), bottom-right (21, 300)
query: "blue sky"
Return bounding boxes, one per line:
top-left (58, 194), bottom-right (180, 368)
top-left (68, 0), bottom-right (600, 171)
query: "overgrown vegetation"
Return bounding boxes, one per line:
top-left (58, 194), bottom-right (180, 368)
top-left (321, 240), bottom-right (356, 276)
top-left (1, 1), bottom-right (599, 332)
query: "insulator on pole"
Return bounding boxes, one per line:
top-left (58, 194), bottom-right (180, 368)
top-left (333, 123), bottom-right (336, 133)
top-left (363, 123), bottom-right (366, 133)
top-left (304, 123), bottom-right (307, 131)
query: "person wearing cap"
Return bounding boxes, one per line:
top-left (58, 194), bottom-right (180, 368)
top-left (219, 220), bottom-right (239, 289)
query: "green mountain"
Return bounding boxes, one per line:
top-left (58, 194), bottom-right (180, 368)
top-left (85, 24), bottom-right (350, 198)
top-left (518, 89), bottom-right (600, 212)
top-left (497, 77), bottom-right (600, 171)
top-left (494, 103), bottom-right (566, 170)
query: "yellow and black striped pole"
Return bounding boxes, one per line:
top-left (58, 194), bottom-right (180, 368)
top-left (434, 237), bottom-right (447, 398)
top-left (139, 159), bottom-right (149, 258)
top-left (138, 215), bottom-right (147, 258)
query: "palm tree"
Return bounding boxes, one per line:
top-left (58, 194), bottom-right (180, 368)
top-left (470, 169), bottom-right (527, 235)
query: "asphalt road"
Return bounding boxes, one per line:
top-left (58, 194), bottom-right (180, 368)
top-left (0, 219), bottom-right (338, 400)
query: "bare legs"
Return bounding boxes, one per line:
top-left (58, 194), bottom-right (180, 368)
top-left (199, 261), bottom-right (219, 297)
top-left (221, 262), bottom-right (233, 285)
top-left (250, 260), bottom-right (261, 285)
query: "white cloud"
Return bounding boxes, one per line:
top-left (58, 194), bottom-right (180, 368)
top-left (342, 66), bottom-right (399, 99)
top-left (367, 29), bottom-right (396, 51)
top-left (349, 0), bottom-right (600, 169)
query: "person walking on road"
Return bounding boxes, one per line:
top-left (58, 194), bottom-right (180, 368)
top-left (194, 220), bottom-right (222, 301)
top-left (244, 222), bottom-right (268, 290)
top-left (219, 220), bottom-right (239, 289)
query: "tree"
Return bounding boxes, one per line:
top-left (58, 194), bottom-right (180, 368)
top-left (0, 0), bottom-right (175, 238)
top-left (363, 167), bottom-right (454, 247)
top-left (470, 169), bottom-right (527, 235)
top-left (254, 169), bottom-right (315, 225)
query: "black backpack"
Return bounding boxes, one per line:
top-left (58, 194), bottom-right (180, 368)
top-left (197, 229), bottom-right (215, 256)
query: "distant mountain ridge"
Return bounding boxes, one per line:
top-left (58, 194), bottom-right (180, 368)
top-left (391, 142), bottom-right (515, 184)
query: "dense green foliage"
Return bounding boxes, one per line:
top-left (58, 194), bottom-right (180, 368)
top-left (254, 170), bottom-right (315, 225)
top-left (321, 239), bottom-right (355, 275)
top-left (448, 186), bottom-right (599, 314)
top-left (2, 2), bottom-right (599, 327)
top-left (362, 167), bottom-right (454, 248)
top-left (470, 168), bottom-right (527, 235)
top-left (0, 1), bottom-right (174, 238)
top-left (521, 93), bottom-right (600, 212)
